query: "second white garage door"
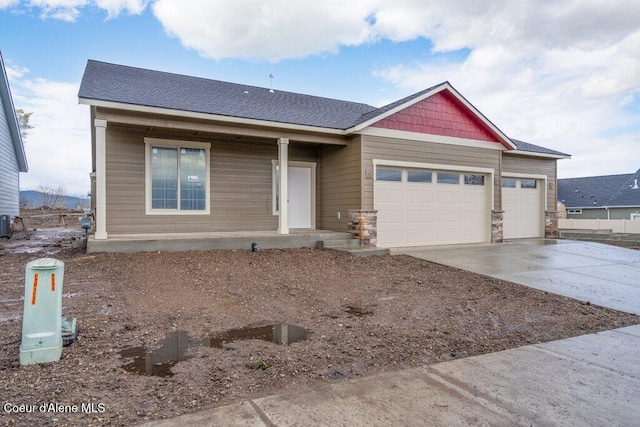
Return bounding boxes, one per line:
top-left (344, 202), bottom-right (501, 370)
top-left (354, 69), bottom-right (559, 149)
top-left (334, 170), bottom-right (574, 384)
top-left (502, 177), bottom-right (543, 239)
top-left (375, 167), bottom-right (490, 247)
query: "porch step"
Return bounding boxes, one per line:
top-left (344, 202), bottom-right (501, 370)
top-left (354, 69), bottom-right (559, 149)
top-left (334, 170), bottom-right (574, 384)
top-left (318, 239), bottom-right (390, 257)
top-left (319, 239), bottom-right (362, 249)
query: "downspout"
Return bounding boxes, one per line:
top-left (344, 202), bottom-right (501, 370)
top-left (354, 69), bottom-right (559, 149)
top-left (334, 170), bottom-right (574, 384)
top-left (604, 206), bottom-right (610, 220)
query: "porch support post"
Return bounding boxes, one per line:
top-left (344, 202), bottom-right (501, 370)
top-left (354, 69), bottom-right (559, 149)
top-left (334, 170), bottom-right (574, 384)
top-left (278, 137), bottom-right (289, 235)
top-left (95, 119), bottom-right (108, 240)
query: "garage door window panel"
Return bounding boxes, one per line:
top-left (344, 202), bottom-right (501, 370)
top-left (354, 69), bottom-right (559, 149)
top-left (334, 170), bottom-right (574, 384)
top-left (437, 172), bottom-right (460, 184)
top-left (502, 178), bottom-right (516, 188)
top-left (521, 179), bottom-right (537, 189)
top-left (377, 168), bottom-right (402, 182)
top-left (464, 174), bottom-right (485, 185)
top-left (408, 170), bottom-right (432, 183)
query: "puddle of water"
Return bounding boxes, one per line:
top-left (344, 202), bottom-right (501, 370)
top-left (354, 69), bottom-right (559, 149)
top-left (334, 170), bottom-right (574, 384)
top-left (204, 323), bottom-right (309, 348)
top-left (119, 330), bottom-right (191, 378)
top-left (119, 323), bottom-right (310, 377)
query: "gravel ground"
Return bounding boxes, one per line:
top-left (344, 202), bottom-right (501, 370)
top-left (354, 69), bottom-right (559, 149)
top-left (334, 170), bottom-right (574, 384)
top-left (1, 210), bottom-right (638, 426)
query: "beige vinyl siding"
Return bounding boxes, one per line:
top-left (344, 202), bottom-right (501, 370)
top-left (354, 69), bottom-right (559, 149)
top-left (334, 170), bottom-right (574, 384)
top-left (502, 154), bottom-right (557, 210)
top-left (0, 94), bottom-right (20, 218)
top-left (361, 134), bottom-right (501, 210)
top-left (105, 125), bottom-right (317, 234)
top-left (318, 137), bottom-right (362, 231)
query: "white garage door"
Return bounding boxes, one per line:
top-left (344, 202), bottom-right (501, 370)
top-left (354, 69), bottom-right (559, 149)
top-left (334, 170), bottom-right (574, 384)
top-left (502, 177), bottom-right (543, 239)
top-left (375, 168), bottom-right (489, 247)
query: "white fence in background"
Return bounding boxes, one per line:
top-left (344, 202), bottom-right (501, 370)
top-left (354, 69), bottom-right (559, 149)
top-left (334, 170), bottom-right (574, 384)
top-left (559, 218), bottom-right (640, 234)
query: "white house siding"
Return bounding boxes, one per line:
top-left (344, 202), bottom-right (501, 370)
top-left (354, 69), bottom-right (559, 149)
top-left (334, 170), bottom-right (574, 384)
top-left (0, 94), bottom-right (20, 218)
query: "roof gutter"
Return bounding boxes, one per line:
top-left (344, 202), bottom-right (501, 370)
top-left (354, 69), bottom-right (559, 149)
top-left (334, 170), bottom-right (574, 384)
top-left (505, 150), bottom-right (571, 160)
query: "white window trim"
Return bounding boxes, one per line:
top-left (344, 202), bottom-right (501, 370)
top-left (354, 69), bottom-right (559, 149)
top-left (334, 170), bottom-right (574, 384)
top-left (145, 137), bottom-right (211, 215)
top-left (567, 209), bottom-right (583, 215)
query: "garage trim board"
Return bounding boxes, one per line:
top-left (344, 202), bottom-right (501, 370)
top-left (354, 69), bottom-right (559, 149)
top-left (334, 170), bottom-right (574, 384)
top-left (373, 160), bottom-right (494, 248)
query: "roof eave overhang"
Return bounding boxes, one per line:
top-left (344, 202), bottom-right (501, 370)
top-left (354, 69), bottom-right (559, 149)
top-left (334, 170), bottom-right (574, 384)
top-left (344, 82), bottom-right (517, 150)
top-left (78, 97), bottom-right (349, 136)
top-left (1, 55), bottom-right (28, 172)
top-left (505, 150), bottom-right (571, 160)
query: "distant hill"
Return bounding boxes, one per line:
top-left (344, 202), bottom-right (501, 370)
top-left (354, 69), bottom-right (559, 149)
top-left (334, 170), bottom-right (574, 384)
top-left (20, 190), bottom-right (90, 210)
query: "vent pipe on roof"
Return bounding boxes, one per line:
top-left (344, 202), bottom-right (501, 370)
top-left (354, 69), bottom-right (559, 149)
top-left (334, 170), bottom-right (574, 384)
top-left (632, 179), bottom-right (639, 189)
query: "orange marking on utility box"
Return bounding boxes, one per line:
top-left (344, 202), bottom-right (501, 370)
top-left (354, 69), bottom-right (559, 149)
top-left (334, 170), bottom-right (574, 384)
top-left (31, 274), bottom-right (39, 305)
top-left (51, 274), bottom-right (56, 292)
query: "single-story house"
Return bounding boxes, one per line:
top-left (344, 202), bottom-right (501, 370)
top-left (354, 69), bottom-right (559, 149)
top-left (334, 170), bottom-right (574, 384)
top-left (0, 51), bottom-right (28, 226)
top-left (78, 60), bottom-right (569, 252)
top-left (558, 170), bottom-right (640, 220)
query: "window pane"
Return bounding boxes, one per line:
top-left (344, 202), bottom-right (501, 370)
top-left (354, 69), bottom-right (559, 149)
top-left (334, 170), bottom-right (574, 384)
top-left (180, 148), bottom-right (206, 210)
top-left (521, 179), bottom-right (537, 189)
top-left (464, 174), bottom-right (485, 185)
top-left (151, 147), bottom-right (177, 209)
top-left (376, 168), bottom-right (402, 182)
top-left (408, 170), bottom-right (432, 183)
top-left (437, 172), bottom-right (459, 184)
top-left (502, 178), bottom-right (516, 188)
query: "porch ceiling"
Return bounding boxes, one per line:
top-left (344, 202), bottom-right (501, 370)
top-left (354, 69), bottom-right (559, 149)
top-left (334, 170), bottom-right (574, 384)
top-left (95, 107), bottom-right (350, 146)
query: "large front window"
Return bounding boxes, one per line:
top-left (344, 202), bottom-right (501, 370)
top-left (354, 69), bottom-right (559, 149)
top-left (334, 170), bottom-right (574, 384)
top-left (145, 138), bottom-right (210, 214)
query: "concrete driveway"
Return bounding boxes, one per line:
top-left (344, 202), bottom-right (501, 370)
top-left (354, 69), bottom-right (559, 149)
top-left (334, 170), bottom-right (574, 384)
top-left (393, 239), bottom-right (640, 315)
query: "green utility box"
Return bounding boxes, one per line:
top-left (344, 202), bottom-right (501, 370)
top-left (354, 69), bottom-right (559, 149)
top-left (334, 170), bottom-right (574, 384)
top-left (20, 258), bottom-right (65, 365)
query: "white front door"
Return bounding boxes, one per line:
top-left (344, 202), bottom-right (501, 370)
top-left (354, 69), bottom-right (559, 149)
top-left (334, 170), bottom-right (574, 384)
top-left (288, 166), bottom-right (312, 229)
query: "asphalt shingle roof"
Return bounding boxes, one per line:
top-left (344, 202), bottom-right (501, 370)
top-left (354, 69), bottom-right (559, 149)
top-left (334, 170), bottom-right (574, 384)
top-left (79, 60), bottom-right (376, 130)
top-left (510, 139), bottom-right (569, 157)
top-left (78, 60), bottom-right (567, 158)
top-left (558, 169), bottom-right (640, 207)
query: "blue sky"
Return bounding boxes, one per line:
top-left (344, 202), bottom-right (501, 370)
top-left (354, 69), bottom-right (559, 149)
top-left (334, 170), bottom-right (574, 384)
top-left (1, 0), bottom-right (639, 196)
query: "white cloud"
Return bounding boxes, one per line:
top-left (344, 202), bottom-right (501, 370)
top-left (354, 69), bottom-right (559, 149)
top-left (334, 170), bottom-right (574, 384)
top-left (152, 0), bottom-right (375, 61)
top-left (94, 0), bottom-right (148, 18)
top-left (20, 0), bottom-right (147, 21)
top-left (369, 1), bottom-right (640, 178)
top-left (0, 0), bottom-right (19, 8)
top-left (8, 69), bottom-right (91, 196)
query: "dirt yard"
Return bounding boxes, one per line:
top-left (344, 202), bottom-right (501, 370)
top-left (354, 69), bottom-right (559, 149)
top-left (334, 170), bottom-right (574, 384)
top-left (1, 210), bottom-right (638, 426)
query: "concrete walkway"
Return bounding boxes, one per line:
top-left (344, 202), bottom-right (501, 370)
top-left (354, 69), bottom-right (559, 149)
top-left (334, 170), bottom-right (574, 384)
top-left (395, 239), bottom-right (640, 315)
top-left (142, 240), bottom-right (640, 426)
top-left (142, 325), bottom-right (640, 426)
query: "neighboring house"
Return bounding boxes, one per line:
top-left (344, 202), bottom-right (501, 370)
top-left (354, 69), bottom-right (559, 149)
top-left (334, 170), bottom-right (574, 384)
top-left (78, 60), bottom-right (569, 251)
top-left (558, 170), bottom-right (640, 220)
top-left (0, 52), bottom-right (28, 221)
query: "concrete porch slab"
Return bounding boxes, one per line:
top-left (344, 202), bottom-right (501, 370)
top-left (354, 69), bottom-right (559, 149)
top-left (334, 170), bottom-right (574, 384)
top-left (87, 231), bottom-right (353, 253)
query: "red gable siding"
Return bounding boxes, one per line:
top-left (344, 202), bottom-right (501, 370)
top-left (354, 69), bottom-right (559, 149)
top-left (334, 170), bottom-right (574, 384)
top-left (371, 91), bottom-right (500, 142)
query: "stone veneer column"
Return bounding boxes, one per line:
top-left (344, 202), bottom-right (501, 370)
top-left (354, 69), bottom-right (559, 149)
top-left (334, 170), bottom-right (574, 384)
top-left (545, 211), bottom-right (559, 238)
top-left (491, 210), bottom-right (504, 243)
top-left (347, 210), bottom-right (378, 246)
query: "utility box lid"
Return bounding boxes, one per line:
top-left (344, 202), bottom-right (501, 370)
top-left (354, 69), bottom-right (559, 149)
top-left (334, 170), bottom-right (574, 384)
top-left (28, 258), bottom-right (64, 270)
